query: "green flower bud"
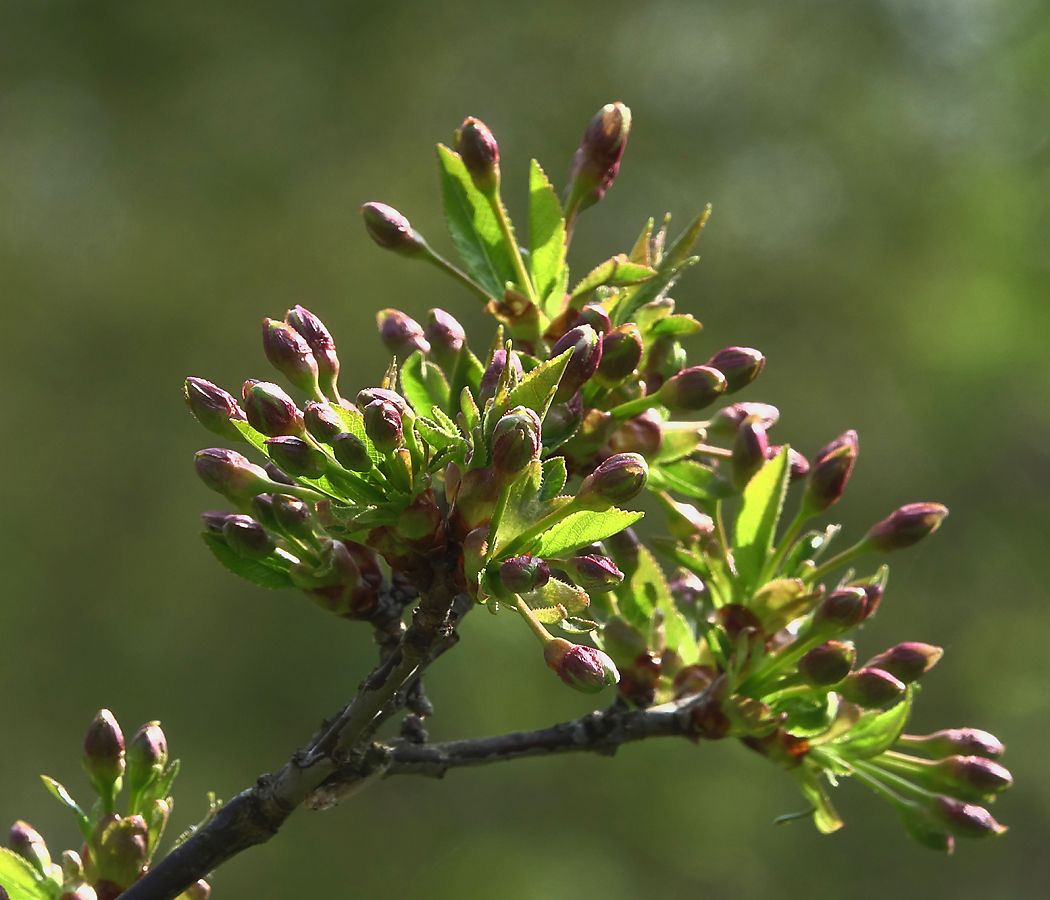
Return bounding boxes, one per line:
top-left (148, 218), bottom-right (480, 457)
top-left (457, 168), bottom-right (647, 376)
top-left (360, 202), bottom-right (428, 257)
top-left (576, 453), bottom-right (648, 511)
top-left (425, 309), bottom-right (465, 370)
top-left (183, 378), bottom-right (247, 442)
top-left (454, 117), bottom-right (500, 196)
top-left (396, 490), bottom-right (444, 542)
top-left (363, 400), bottom-right (403, 454)
top-left (801, 430), bottom-right (858, 514)
top-left (643, 335), bottom-right (688, 388)
top-left (304, 402), bottom-right (344, 444)
top-left (222, 515), bottom-right (276, 559)
top-left (9, 821), bottom-right (50, 875)
top-left (262, 318), bottom-right (320, 397)
top-left (264, 436), bottom-right (327, 479)
top-left (125, 722), bottom-right (167, 804)
top-left (897, 803), bottom-right (955, 854)
top-left (194, 448), bottom-right (271, 501)
top-left (573, 303), bottom-right (611, 335)
top-left (561, 555), bottom-right (624, 592)
top-left (61, 849), bottom-right (85, 885)
top-left (490, 406), bottom-right (542, 482)
top-left (864, 502), bottom-right (949, 552)
top-left (839, 667), bottom-right (906, 708)
top-left (929, 796), bottom-right (1007, 839)
top-left (332, 432), bottom-right (372, 472)
top-left (91, 814), bottom-right (149, 889)
top-left (243, 381), bottom-right (305, 437)
top-left (285, 305), bottom-right (341, 399)
top-left (897, 729), bottom-right (1004, 760)
top-left (798, 641), bottom-right (855, 687)
top-left (378, 308), bottom-right (431, 359)
top-left (82, 709), bottom-right (125, 802)
top-left (596, 324), bottom-right (643, 385)
top-left (658, 365), bottom-right (728, 412)
top-left (551, 325), bottom-right (603, 403)
top-left (564, 102), bottom-right (631, 216)
top-left (705, 346), bottom-right (765, 393)
top-left (499, 556), bottom-right (551, 594)
top-left (706, 402), bottom-right (780, 440)
top-left (865, 642), bottom-right (943, 684)
top-left (543, 638), bottom-right (619, 693)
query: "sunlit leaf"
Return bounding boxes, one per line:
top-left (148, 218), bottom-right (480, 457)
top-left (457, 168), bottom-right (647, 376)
top-left (539, 456), bottom-right (567, 502)
top-left (528, 159), bottom-right (567, 313)
top-left (829, 686), bottom-right (914, 760)
top-left (401, 351), bottom-right (450, 415)
top-left (733, 447), bottom-right (791, 595)
top-left (531, 508), bottom-right (644, 558)
top-left (504, 348), bottom-right (573, 420)
top-left (202, 533), bottom-right (294, 590)
top-left (570, 254), bottom-right (656, 304)
top-left (0, 848), bottom-right (48, 900)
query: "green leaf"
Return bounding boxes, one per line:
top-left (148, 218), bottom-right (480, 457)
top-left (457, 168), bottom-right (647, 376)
top-left (332, 405), bottom-right (382, 467)
top-left (202, 533), bottom-right (294, 590)
top-left (732, 447), bottom-right (791, 595)
top-left (505, 348), bottom-right (573, 420)
top-left (539, 456), bottom-right (567, 502)
top-left (653, 423), bottom-right (706, 464)
top-left (438, 144), bottom-right (515, 298)
top-left (830, 686), bottom-right (915, 760)
top-left (559, 616), bottom-right (600, 634)
top-left (41, 775), bottom-right (92, 843)
top-left (790, 766), bottom-right (844, 834)
top-left (414, 415), bottom-right (465, 452)
top-left (524, 578), bottom-right (590, 615)
top-left (532, 508), bottom-right (644, 558)
top-left (628, 217), bottom-right (654, 266)
top-left (569, 254), bottom-right (656, 305)
top-left (650, 313), bottom-right (703, 337)
top-left (629, 546), bottom-right (699, 665)
top-left (401, 352), bottom-right (451, 416)
top-left (528, 159), bottom-right (567, 309)
top-left (649, 459), bottom-right (728, 501)
top-left (0, 848), bottom-right (49, 900)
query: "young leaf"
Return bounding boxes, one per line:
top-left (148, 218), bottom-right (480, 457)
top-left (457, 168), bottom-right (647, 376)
top-left (401, 351), bottom-right (451, 415)
top-left (559, 616), bottom-right (600, 634)
top-left (41, 775), bottom-right (92, 843)
top-left (829, 686), bottom-right (914, 760)
top-left (653, 424), bottom-right (707, 464)
top-left (569, 254), bottom-right (656, 305)
top-left (438, 144), bottom-right (515, 298)
top-left (732, 447), bottom-right (791, 595)
top-left (649, 459), bottom-right (729, 502)
top-left (629, 545), bottom-right (699, 665)
top-left (628, 217), bottom-right (654, 266)
top-left (539, 456), bottom-right (567, 502)
top-left (790, 766), bottom-right (844, 834)
top-left (202, 533), bottom-right (295, 590)
top-left (0, 848), bottom-right (49, 900)
top-left (414, 415), bottom-right (465, 452)
top-left (524, 578), bottom-right (589, 615)
top-left (505, 348), bottom-right (572, 420)
top-left (532, 508), bottom-right (644, 558)
top-left (528, 159), bottom-right (567, 308)
top-left (650, 314), bottom-right (703, 337)
top-left (332, 405), bottom-right (382, 467)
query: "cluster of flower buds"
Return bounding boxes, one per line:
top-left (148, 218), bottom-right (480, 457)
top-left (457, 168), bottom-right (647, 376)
top-left (8, 711), bottom-right (205, 900)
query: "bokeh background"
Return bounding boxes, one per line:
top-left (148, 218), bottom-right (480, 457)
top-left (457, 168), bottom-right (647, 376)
top-left (2, 0), bottom-right (1048, 897)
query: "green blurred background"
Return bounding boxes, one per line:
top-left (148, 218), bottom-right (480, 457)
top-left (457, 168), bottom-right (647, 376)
top-left (2, 0), bottom-right (1047, 897)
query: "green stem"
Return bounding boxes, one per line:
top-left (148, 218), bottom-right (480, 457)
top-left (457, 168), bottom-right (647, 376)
top-left (807, 540), bottom-right (870, 585)
top-left (483, 483), bottom-right (514, 563)
top-left (693, 444), bottom-right (732, 459)
top-left (853, 759), bottom-right (935, 804)
top-left (760, 508), bottom-right (810, 584)
top-left (487, 195), bottom-right (539, 306)
top-left (610, 394), bottom-right (658, 420)
top-left (422, 248), bottom-right (498, 303)
top-left (738, 630), bottom-right (827, 698)
top-left (515, 595), bottom-right (554, 645)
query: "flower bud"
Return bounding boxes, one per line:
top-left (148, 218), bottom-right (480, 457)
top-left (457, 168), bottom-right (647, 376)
top-left (574, 303), bottom-right (611, 335)
top-left (263, 436), bottom-right (327, 480)
top-left (272, 494), bottom-right (314, 541)
top-left (222, 515), bottom-right (276, 559)
top-left (199, 510), bottom-right (230, 534)
top-left (705, 346), bottom-right (765, 393)
top-left (864, 503), bottom-right (949, 552)
top-left (928, 756), bottom-right (1013, 802)
top-left (264, 462), bottom-right (296, 486)
top-left (657, 493), bottom-right (714, 544)
top-left (596, 324), bottom-right (643, 385)
top-left (865, 642), bottom-right (943, 684)
top-left (243, 381), bottom-right (305, 437)
top-left (606, 410), bottom-right (663, 458)
top-left (812, 587), bottom-right (868, 632)
top-left (543, 638), bottom-right (619, 693)
top-left (479, 349), bottom-right (523, 406)
top-left (356, 387), bottom-right (409, 416)
top-left (83, 710), bottom-right (125, 801)
top-left (455, 117), bottom-right (500, 195)
top-left (929, 796), bottom-right (1007, 839)
top-left (658, 365), bottom-right (728, 412)
top-left (450, 467), bottom-right (500, 539)
top-left (194, 448), bottom-right (271, 500)
top-left (378, 308), bottom-right (430, 360)
top-left (856, 580), bottom-right (884, 619)
top-left (425, 309), bottom-right (466, 370)
top-left (576, 453), bottom-right (648, 511)
top-left (668, 570), bottom-right (707, 612)
top-left (491, 407), bottom-right (542, 481)
top-left (802, 430), bottom-right (858, 514)
top-left (550, 325), bottom-right (603, 403)
top-left (360, 202), bottom-right (428, 257)
top-left (564, 102), bottom-right (631, 216)
top-left (731, 415), bottom-right (770, 488)
top-left (92, 814), bottom-right (149, 889)
top-left (897, 728), bottom-right (1004, 760)
top-left (768, 445), bottom-right (810, 481)
top-left (500, 556), bottom-right (551, 594)
top-left (304, 402), bottom-right (344, 444)
top-left (643, 336), bottom-right (688, 389)
top-left (706, 402), bottom-right (780, 440)
top-left (291, 540), bottom-right (377, 619)
top-left (262, 318), bottom-right (320, 397)
top-left (838, 667), bottom-right (906, 708)
top-left (363, 400), bottom-right (403, 454)
top-left (395, 490), bottom-right (444, 542)
top-left (125, 722), bottom-right (167, 803)
top-left (183, 378), bottom-right (247, 442)
top-left (332, 432), bottom-right (372, 472)
top-left (61, 848), bottom-right (85, 884)
top-left (285, 306), bottom-right (340, 398)
top-left (798, 641), bottom-right (856, 686)
top-left (9, 821), bottom-right (50, 875)
top-left (561, 555), bottom-right (624, 593)
top-left (897, 803), bottom-right (955, 854)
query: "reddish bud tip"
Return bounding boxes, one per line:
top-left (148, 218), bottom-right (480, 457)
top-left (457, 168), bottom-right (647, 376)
top-left (425, 309), bottom-right (466, 370)
top-left (706, 346), bottom-right (765, 393)
top-left (565, 102), bottom-right (632, 214)
top-left (194, 448), bottom-right (271, 500)
top-left (378, 308), bottom-right (430, 360)
top-left (551, 325), bottom-right (603, 403)
top-left (490, 406), bottom-right (542, 481)
top-left (798, 640), bottom-right (856, 686)
top-left (706, 402), bottom-right (780, 440)
top-left (455, 117), bottom-right (500, 195)
top-left (899, 728), bottom-right (1004, 760)
top-left (361, 202), bottom-right (428, 256)
top-left (183, 377), bottom-right (247, 442)
top-left (363, 400), bottom-right (403, 454)
top-left (866, 642), bottom-right (944, 684)
top-left (264, 436), bottom-right (327, 479)
top-left (865, 502), bottom-right (949, 552)
top-left (658, 365), bottom-right (728, 413)
top-left (544, 638), bottom-right (619, 693)
top-left (839, 666), bottom-right (906, 708)
top-left (499, 555), bottom-right (551, 594)
top-left (803, 430), bottom-right (858, 514)
top-left (244, 382), bottom-right (305, 438)
top-left (285, 305), bottom-right (340, 395)
top-left (262, 318), bottom-right (320, 396)
top-left (577, 453), bottom-right (649, 511)
top-left (561, 555), bottom-right (624, 593)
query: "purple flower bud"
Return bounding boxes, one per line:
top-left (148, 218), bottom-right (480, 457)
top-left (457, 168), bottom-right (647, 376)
top-left (930, 795), bottom-right (1007, 839)
top-left (564, 102), bottom-right (631, 215)
top-left (92, 813), bottom-right (149, 889)
top-left (855, 580), bottom-right (884, 619)
top-left (264, 462), bottom-right (297, 486)
top-left (668, 569), bottom-right (707, 612)
top-left (706, 402), bottom-right (780, 440)
top-left (243, 381), bottom-right (305, 437)
top-left (543, 638), bottom-right (619, 693)
top-left (360, 202), bottom-right (428, 257)
top-left (264, 436), bottom-right (327, 479)
top-left (864, 502), bottom-right (949, 552)
top-left (478, 349), bottom-right (523, 406)
top-left (332, 432), bottom-right (372, 472)
top-left (183, 377), bottom-right (247, 442)
top-left (363, 400), bottom-right (403, 454)
top-left (574, 303), bottom-right (611, 335)
top-left (576, 453), bottom-right (648, 511)
top-left (596, 324), bottom-right (643, 385)
top-left (929, 756), bottom-right (1013, 802)
top-left (658, 365), bottom-right (728, 413)
top-left (285, 305), bottom-right (340, 398)
top-left (606, 410), bottom-right (663, 458)
top-left (222, 514), bottom-right (276, 559)
top-left (83, 709), bottom-right (125, 795)
top-left (500, 555), bottom-right (551, 594)
top-left (767, 445), bottom-right (810, 481)
top-left (183, 881), bottom-right (212, 900)
top-left (866, 642), bottom-right (944, 684)
top-left (490, 406), bottom-right (542, 481)
top-left (802, 430), bottom-right (858, 514)
top-left (731, 415), bottom-right (770, 488)
top-left (839, 667), bottom-right (906, 708)
top-left (425, 309), bottom-right (466, 370)
top-left (898, 728), bottom-right (1004, 760)
top-left (272, 495), bottom-right (314, 541)
top-left (798, 640), bottom-right (856, 686)
top-left (199, 510), bottom-right (230, 534)
top-left (356, 387), bottom-right (409, 416)
top-left (194, 448), bottom-right (271, 500)
top-left (455, 117), bottom-right (500, 195)
top-left (378, 308), bottom-right (431, 360)
top-left (125, 722), bottom-right (167, 800)
top-left (262, 318), bottom-right (320, 397)
top-left (561, 555), bottom-right (624, 593)
top-left (706, 346), bottom-right (765, 393)
top-left (541, 391), bottom-right (584, 449)
top-left (551, 325), bottom-right (603, 403)
top-left (9, 820), bottom-right (50, 874)
top-left (813, 587), bottom-right (868, 632)
top-left (304, 402), bottom-right (344, 444)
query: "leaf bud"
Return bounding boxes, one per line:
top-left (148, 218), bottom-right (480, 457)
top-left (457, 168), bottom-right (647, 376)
top-left (838, 667), bottom-right (906, 708)
top-left (183, 378), bottom-right (247, 442)
top-left (543, 638), bottom-right (619, 693)
top-left (574, 303), bottom-right (611, 335)
top-left (706, 402), bottom-right (780, 440)
top-left (360, 202), bottom-right (428, 257)
top-left (304, 402), bottom-right (344, 444)
top-left (705, 346), bottom-right (765, 393)
top-left (92, 814), bottom-right (149, 889)
top-left (454, 117), bottom-right (500, 195)
top-left (499, 556), bottom-right (551, 594)
top-left (243, 381), bottom-right (305, 437)
top-left (731, 415), bottom-right (770, 488)
top-left (897, 728), bottom-right (1004, 760)
top-left (83, 710), bottom-right (125, 801)
top-left (929, 795), bottom-right (1007, 839)
top-left (479, 349), bottom-right (523, 406)
top-left (929, 756), bottom-right (1013, 802)
top-left (262, 318), bottom-right (320, 397)
top-left (865, 642), bottom-right (943, 684)
top-left (378, 308), bottom-right (431, 360)
top-left (285, 306), bottom-right (340, 398)
top-left (864, 502), bottom-right (949, 552)
top-left (272, 494), bottom-right (314, 541)
top-left (194, 448), bottom-right (271, 500)
top-left (363, 400), bottom-right (403, 454)
top-left (222, 514), bottom-right (276, 559)
top-left (9, 820), bottom-right (50, 875)
top-left (812, 587), bottom-right (868, 632)
top-left (802, 430), bottom-right (858, 514)
top-left (125, 722), bottom-right (167, 803)
top-left (658, 365), bottom-right (728, 412)
top-left (596, 324), bottom-right (643, 386)
top-left (490, 407), bottom-right (543, 482)
top-left (425, 309), bottom-right (466, 370)
top-left (576, 453), bottom-right (648, 511)
top-left (332, 432), bottom-right (372, 472)
top-left (550, 325), bottom-right (603, 403)
top-left (561, 555), bottom-right (624, 593)
top-left (798, 641), bottom-right (856, 687)
top-left (564, 102), bottom-right (631, 216)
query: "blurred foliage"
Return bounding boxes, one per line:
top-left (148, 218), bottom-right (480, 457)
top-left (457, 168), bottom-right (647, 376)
top-left (0, 0), bottom-right (1047, 897)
